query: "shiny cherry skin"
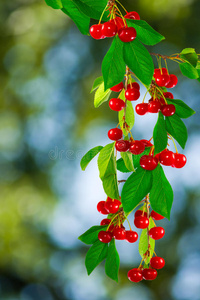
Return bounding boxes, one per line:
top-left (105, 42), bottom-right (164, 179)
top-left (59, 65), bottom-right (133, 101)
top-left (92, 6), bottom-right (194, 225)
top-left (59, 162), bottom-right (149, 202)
top-left (135, 103), bottom-right (149, 115)
top-left (150, 257), bottom-right (165, 269)
top-left (125, 11), bottom-right (140, 20)
top-left (125, 88), bottom-right (140, 101)
top-left (113, 227), bottom-right (126, 240)
top-left (102, 21), bottom-right (117, 37)
top-left (126, 230), bottom-right (138, 243)
top-left (98, 231), bottom-right (113, 243)
top-left (110, 17), bottom-right (124, 30)
top-left (90, 24), bottom-right (104, 40)
top-left (165, 74), bottom-right (178, 88)
top-left (104, 199), bottom-right (121, 214)
top-left (163, 92), bottom-right (174, 99)
top-left (151, 210), bottom-right (165, 221)
top-left (149, 227), bottom-right (165, 240)
top-left (173, 153), bottom-right (187, 168)
top-left (97, 201), bottom-right (108, 214)
top-left (161, 104), bottom-right (176, 117)
top-left (135, 210), bottom-right (147, 218)
top-left (140, 139), bottom-right (153, 147)
top-left (140, 155), bottom-right (158, 171)
top-left (142, 268), bottom-right (157, 280)
top-left (155, 74), bottom-right (170, 87)
top-left (127, 82), bottom-right (140, 90)
top-left (118, 27), bottom-right (137, 42)
top-left (134, 216), bottom-right (149, 229)
top-left (154, 68), bottom-right (168, 77)
top-left (100, 218), bottom-right (111, 226)
top-left (115, 140), bottom-right (130, 152)
top-left (110, 82), bottom-right (124, 92)
top-left (148, 100), bottom-right (161, 113)
top-left (159, 150), bottom-right (175, 166)
top-left (128, 268), bottom-right (143, 283)
top-left (108, 128), bottom-right (123, 141)
top-left (109, 98), bottom-right (125, 111)
top-left (129, 140), bottom-right (145, 155)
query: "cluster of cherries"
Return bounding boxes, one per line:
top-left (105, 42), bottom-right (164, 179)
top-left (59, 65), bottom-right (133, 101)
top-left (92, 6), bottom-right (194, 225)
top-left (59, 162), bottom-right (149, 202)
top-left (90, 11), bottom-right (140, 42)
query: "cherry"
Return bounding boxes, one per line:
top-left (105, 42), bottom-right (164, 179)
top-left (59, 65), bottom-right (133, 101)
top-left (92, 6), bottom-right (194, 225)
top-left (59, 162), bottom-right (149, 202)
top-left (125, 11), bottom-right (140, 20)
top-left (159, 150), bottom-right (175, 166)
top-left (90, 24), bottom-right (104, 40)
top-left (165, 74), bottom-right (178, 88)
top-left (100, 218), bottom-right (111, 226)
top-left (149, 227), bottom-right (165, 240)
top-left (151, 211), bottom-right (165, 221)
top-left (104, 199), bottom-right (121, 214)
top-left (115, 140), bottom-right (130, 152)
top-left (98, 231), bottom-right (113, 243)
top-left (150, 257), bottom-right (165, 269)
top-left (128, 268), bottom-right (143, 283)
top-left (102, 21), bottom-right (117, 37)
top-left (126, 230), bottom-right (138, 243)
top-left (161, 104), bottom-right (176, 117)
top-left (148, 100), bottom-right (161, 113)
top-left (118, 27), bottom-right (137, 43)
top-left (129, 140), bottom-right (145, 155)
top-left (125, 88), bottom-right (140, 101)
top-left (155, 74), bottom-right (170, 87)
top-left (140, 155), bottom-right (158, 171)
top-left (134, 216), bottom-right (149, 229)
top-left (154, 68), bottom-right (168, 77)
top-left (173, 153), bottom-right (187, 168)
top-left (109, 98), bottom-right (125, 111)
top-left (108, 128), bottom-right (123, 141)
top-left (127, 82), bottom-right (140, 90)
top-left (97, 201), bottom-right (108, 215)
top-left (140, 139), bottom-right (153, 147)
top-left (163, 92), bottom-right (174, 99)
top-left (110, 82), bottom-right (124, 92)
top-left (135, 210), bottom-right (147, 218)
top-left (135, 103), bottom-right (149, 115)
top-left (110, 17), bottom-right (124, 30)
top-left (142, 268), bottom-right (157, 280)
top-left (113, 227), bottom-right (126, 240)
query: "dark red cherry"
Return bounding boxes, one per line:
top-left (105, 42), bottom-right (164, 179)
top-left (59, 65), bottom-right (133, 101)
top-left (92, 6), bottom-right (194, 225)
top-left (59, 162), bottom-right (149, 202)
top-left (115, 140), bottom-right (130, 152)
top-left (148, 100), bottom-right (161, 113)
top-left (98, 231), bottom-right (113, 243)
top-left (102, 21), bottom-right (117, 37)
top-left (97, 201), bottom-right (108, 215)
top-left (150, 257), bottom-right (165, 269)
top-left (110, 17), bottom-right (124, 30)
top-left (90, 24), bottom-right (104, 40)
top-left (134, 216), bottom-right (149, 229)
top-left (108, 128), bottom-right (123, 141)
top-left (159, 150), bottom-right (175, 166)
top-left (110, 82), bottom-right (124, 92)
top-left (104, 199), bottom-right (121, 214)
top-left (149, 227), bottom-right (165, 240)
top-left (125, 88), bottom-right (140, 101)
top-left (155, 74), bottom-right (170, 87)
top-left (165, 74), bottom-right (178, 88)
top-left (125, 11), bottom-right (140, 20)
top-left (128, 268), bottom-right (143, 282)
top-left (113, 227), bottom-right (126, 240)
top-left (163, 92), bottom-right (174, 99)
top-left (135, 210), bottom-right (147, 218)
top-left (135, 103), bottom-right (149, 115)
top-left (125, 230), bottom-right (138, 243)
top-left (100, 218), bottom-right (111, 226)
top-left (109, 98), bottom-right (125, 111)
top-left (154, 68), bottom-right (168, 77)
top-left (118, 27), bottom-right (137, 42)
top-left (151, 211), bottom-right (165, 221)
top-left (161, 104), bottom-right (176, 117)
top-left (140, 155), bottom-right (158, 171)
top-left (173, 153), bottom-right (187, 168)
top-left (129, 140), bottom-right (145, 155)
top-left (142, 268), bottom-right (157, 280)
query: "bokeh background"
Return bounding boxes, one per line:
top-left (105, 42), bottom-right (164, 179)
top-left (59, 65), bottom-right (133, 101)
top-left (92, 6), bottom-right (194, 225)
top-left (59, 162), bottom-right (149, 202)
top-left (0, 0), bottom-right (200, 299)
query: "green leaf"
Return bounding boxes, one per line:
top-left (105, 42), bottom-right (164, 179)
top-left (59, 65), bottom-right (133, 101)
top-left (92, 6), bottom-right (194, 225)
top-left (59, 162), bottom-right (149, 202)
top-left (105, 239), bottom-right (120, 282)
top-left (118, 90), bottom-right (135, 135)
top-left (180, 48), bottom-right (198, 67)
top-left (102, 37), bottom-right (126, 90)
top-left (45, 0), bottom-right (63, 9)
top-left (80, 146), bottom-right (103, 171)
top-left (121, 152), bottom-right (135, 172)
top-left (73, 0), bottom-right (109, 21)
top-left (167, 99), bottom-right (195, 119)
top-left (126, 20), bottom-right (165, 46)
top-left (91, 76), bottom-right (104, 93)
top-left (153, 112), bottom-right (168, 155)
top-left (165, 114), bottom-right (188, 149)
top-left (85, 240), bottom-right (108, 275)
top-left (179, 62), bottom-right (199, 79)
top-left (116, 158), bottom-right (130, 173)
top-left (139, 217), bottom-right (155, 264)
top-left (94, 82), bottom-right (111, 108)
top-left (102, 174), bottom-right (119, 200)
top-left (121, 167), bottom-right (153, 214)
top-left (79, 225), bottom-right (107, 245)
top-left (123, 39), bottom-right (154, 86)
top-left (150, 164), bottom-right (173, 220)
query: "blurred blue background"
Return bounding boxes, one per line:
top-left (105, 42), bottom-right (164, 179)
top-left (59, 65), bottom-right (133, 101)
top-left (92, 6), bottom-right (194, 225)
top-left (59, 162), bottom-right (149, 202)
top-left (0, 0), bottom-right (200, 299)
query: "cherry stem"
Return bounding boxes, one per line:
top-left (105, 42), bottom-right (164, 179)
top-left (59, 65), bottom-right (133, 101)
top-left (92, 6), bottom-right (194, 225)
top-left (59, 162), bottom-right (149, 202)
top-left (115, 0), bottom-right (128, 13)
top-left (123, 66), bottom-right (129, 129)
top-left (118, 180), bottom-right (126, 183)
top-left (145, 195), bottom-right (151, 258)
top-left (98, 4), bottom-right (109, 24)
top-left (168, 134), bottom-right (179, 153)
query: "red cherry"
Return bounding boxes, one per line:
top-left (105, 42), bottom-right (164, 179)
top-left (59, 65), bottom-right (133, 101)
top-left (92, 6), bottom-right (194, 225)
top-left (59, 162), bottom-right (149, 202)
top-left (159, 150), bottom-right (175, 166)
top-left (140, 139), bottom-right (153, 147)
top-left (110, 17), bottom-right (125, 30)
top-left (154, 68), bottom-right (168, 77)
top-left (98, 231), bottom-right (113, 243)
top-left (129, 140), bottom-right (145, 155)
top-left (126, 230), bottom-right (138, 243)
top-left (101, 21), bottom-right (117, 37)
top-left (125, 11), bottom-right (140, 20)
top-left (113, 227), bottom-right (126, 240)
top-left (128, 268), bottom-right (143, 282)
top-left (100, 218), bottom-right (111, 226)
top-left (104, 199), bottom-right (121, 214)
top-left (108, 128), bottom-right (123, 141)
top-left (163, 92), bottom-right (174, 99)
top-left (135, 103), bottom-right (149, 115)
top-left (110, 82), bottom-right (124, 92)
top-left (151, 211), bottom-right (165, 221)
top-left (118, 27), bottom-right (137, 43)
top-left (127, 82), bottom-right (140, 90)
top-left (125, 88), bottom-right (140, 101)
top-left (135, 210), bottom-right (147, 218)
top-left (161, 104), bottom-right (176, 117)
top-left (109, 98), bottom-right (125, 111)
top-left (165, 74), bottom-right (178, 88)
top-left (149, 227), bottom-right (165, 240)
top-left (148, 100), bottom-right (161, 113)
top-left (115, 140), bottom-right (130, 152)
top-left (173, 153), bottom-right (187, 168)
top-left (155, 74), bottom-right (170, 87)
top-left (90, 24), bottom-right (104, 40)
top-left (150, 257), bottom-right (165, 269)
top-left (142, 268), bottom-right (157, 280)
top-left (140, 155), bottom-right (158, 171)
top-left (97, 201), bottom-right (108, 215)
top-left (134, 216), bottom-right (149, 229)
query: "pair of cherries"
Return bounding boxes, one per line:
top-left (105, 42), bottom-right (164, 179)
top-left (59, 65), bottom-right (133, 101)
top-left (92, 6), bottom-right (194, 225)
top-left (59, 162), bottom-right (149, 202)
top-left (98, 227), bottom-right (138, 243)
top-left (115, 139), bottom-right (150, 155)
top-left (156, 149), bottom-right (187, 168)
top-left (136, 97), bottom-right (176, 117)
top-left (154, 68), bottom-right (178, 88)
top-left (97, 198), bottom-right (121, 215)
